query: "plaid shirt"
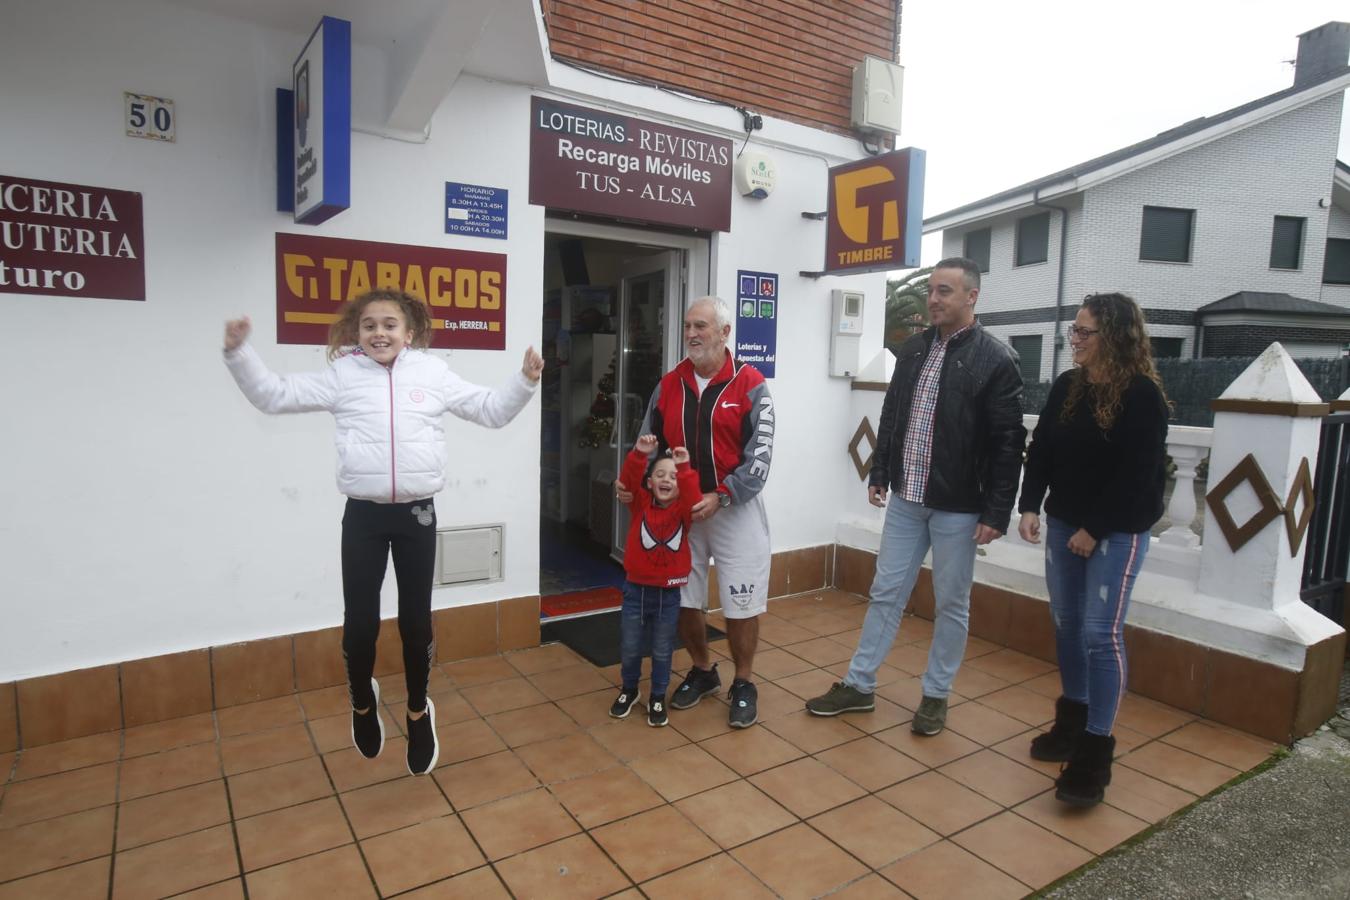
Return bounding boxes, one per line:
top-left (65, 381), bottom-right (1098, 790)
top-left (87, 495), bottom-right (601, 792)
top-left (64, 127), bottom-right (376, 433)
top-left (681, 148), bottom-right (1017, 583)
top-left (900, 323), bottom-right (973, 504)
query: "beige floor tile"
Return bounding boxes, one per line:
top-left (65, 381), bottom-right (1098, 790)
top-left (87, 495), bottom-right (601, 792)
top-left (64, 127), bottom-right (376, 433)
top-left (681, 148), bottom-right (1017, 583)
top-left (0, 762), bottom-right (119, 827)
top-left (1022, 670), bottom-right (1064, 698)
top-left (117, 780), bottom-right (230, 849)
top-left (513, 731), bottom-right (619, 784)
top-left (764, 709), bottom-right (868, 754)
top-left (460, 787), bottom-right (580, 860)
top-left (1015, 789), bottom-right (1150, 855)
top-left (876, 676), bottom-right (968, 713)
top-left (668, 694), bottom-right (737, 741)
top-left (112, 823), bottom-right (239, 899)
top-left (485, 702), bottom-right (580, 748)
top-left (433, 718), bottom-right (506, 766)
top-left (526, 664), bottom-right (613, 701)
top-left (757, 615), bottom-right (817, 646)
top-left (880, 839), bottom-right (1028, 900)
top-left (1117, 741), bottom-right (1239, 796)
top-left (216, 696), bottom-right (303, 737)
top-left (977, 685), bottom-right (1057, 726)
top-left (0, 857), bottom-right (109, 900)
top-left (810, 795), bottom-right (940, 868)
top-left (12, 732), bottom-right (121, 781)
top-left (550, 765), bottom-right (665, 828)
top-left (731, 822), bottom-right (869, 900)
top-left (877, 770), bottom-right (1001, 836)
top-left (844, 697), bottom-right (916, 735)
top-left (1102, 764), bottom-right (1198, 822)
top-left (444, 655), bottom-right (521, 687)
top-left (360, 815), bottom-right (484, 896)
top-left (949, 665), bottom-right (1013, 699)
top-left (874, 723), bottom-right (980, 768)
top-left (792, 611), bottom-right (856, 637)
top-left (748, 756), bottom-right (867, 818)
top-left (396, 865), bottom-right (509, 898)
top-left (990, 730), bottom-right (1064, 779)
top-left (1160, 720), bottom-right (1278, 771)
top-left (964, 649), bottom-right (1056, 683)
top-left (886, 644), bottom-right (935, 678)
top-left (592, 804), bottom-right (719, 882)
top-left (235, 796), bottom-right (352, 871)
top-left (939, 749), bottom-right (1055, 807)
top-left (340, 774), bottom-right (451, 839)
top-left (226, 756), bottom-right (333, 819)
top-left (244, 844), bottom-right (375, 900)
top-left (750, 647), bottom-right (817, 681)
top-left (434, 750), bottom-right (539, 809)
top-left (556, 688), bottom-right (624, 730)
top-left (828, 873), bottom-right (912, 898)
top-left (588, 714), bottom-right (688, 761)
top-left (461, 678), bottom-right (548, 716)
top-left (306, 713), bottom-right (355, 754)
top-left (673, 779), bottom-right (797, 849)
top-left (774, 668), bottom-right (841, 701)
top-left (505, 643), bottom-right (586, 677)
top-left (748, 680), bottom-right (815, 722)
top-left (173, 879), bottom-right (245, 899)
top-left (298, 685), bottom-right (351, 720)
top-left (640, 852), bottom-right (777, 899)
top-left (0, 806), bottom-right (114, 883)
top-left (1113, 693), bottom-right (1195, 738)
top-left (628, 743), bottom-right (738, 801)
top-left (944, 702), bottom-right (1029, 746)
top-left (779, 636), bottom-right (855, 667)
top-left (219, 723), bottom-right (314, 776)
top-left (952, 811), bottom-right (1093, 889)
top-left (322, 736), bottom-right (410, 792)
top-left (494, 833), bottom-right (631, 899)
top-left (815, 736), bottom-right (926, 792)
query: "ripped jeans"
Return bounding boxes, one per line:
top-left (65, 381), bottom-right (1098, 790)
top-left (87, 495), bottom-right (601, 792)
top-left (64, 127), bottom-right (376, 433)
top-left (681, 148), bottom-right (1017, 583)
top-left (1044, 516), bottom-right (1149, 736)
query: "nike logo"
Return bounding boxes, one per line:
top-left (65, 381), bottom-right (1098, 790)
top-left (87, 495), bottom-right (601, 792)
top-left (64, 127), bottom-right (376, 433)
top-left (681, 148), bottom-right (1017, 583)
top-left (720, 401), bottom-right (739, 409)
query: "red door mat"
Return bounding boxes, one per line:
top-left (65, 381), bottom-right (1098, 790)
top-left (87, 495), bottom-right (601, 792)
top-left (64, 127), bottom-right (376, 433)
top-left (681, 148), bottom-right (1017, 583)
top-left (540, 587), bottom-right (623, 619)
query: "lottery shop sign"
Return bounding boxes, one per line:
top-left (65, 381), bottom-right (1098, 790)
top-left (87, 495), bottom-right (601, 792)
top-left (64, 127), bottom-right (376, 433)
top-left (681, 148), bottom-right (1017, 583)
top-left (0, 175), bottom-right (145, 301)
top-left (529, 97), bottom-right (733, 232)
top-left (276, 233), bottom-right (506, 350)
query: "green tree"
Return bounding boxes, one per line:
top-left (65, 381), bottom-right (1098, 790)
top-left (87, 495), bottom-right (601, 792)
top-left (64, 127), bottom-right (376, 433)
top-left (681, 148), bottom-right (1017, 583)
top-left (885, 266), bottom-right (932, 352)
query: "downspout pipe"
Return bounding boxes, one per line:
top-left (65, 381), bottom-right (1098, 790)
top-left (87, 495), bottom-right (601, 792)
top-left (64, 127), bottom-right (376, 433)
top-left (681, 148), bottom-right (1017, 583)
top-left (1032, 187), bottom-right (1071, 378)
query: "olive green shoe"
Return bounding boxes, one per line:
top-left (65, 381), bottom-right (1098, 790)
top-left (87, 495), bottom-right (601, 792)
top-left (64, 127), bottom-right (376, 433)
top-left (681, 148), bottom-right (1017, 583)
top-left (911, 695), bottom-right (948, 735)
top-left (805, 682), bottom-right (875, 716)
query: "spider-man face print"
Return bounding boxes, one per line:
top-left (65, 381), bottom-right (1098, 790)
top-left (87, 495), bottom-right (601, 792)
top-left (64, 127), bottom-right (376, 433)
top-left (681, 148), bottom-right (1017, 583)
top-left (639, 515), bottom-right (685, 570)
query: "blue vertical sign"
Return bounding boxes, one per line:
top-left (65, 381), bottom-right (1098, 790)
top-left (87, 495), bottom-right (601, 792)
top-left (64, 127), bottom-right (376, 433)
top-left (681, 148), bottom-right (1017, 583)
top-left (735, 270), bottom-right (778, 378)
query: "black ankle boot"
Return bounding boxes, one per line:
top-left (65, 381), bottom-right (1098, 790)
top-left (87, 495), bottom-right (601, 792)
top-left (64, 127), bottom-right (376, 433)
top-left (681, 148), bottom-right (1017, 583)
top-left (1029, 696), bottom-right (1088, 762)
top-left (1055, 732), bottom-right (1115, 807)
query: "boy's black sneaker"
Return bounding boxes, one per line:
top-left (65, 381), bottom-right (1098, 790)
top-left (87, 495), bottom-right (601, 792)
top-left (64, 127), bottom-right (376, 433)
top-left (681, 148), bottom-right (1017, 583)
top-left (351, 677), bottom-right (385, 759)
top-left (405, 697), bottom-right (439, 775)
top-left (647, 694), bottom-right (669, 727)
top-left (670, 663), bottom-right (721, 710)
top-left (609, 688), bottom-right (640, 719)
top-left (728, 679), bottom-right (758, 728)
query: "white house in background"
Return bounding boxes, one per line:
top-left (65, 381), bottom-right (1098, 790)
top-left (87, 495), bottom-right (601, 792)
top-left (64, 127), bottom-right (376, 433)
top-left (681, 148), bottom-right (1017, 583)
top-left (924, 21), bottom-right (1350, 384)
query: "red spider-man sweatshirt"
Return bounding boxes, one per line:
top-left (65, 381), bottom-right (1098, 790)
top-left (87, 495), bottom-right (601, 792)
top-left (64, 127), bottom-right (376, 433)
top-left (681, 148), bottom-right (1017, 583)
top-left (620, 449), bottom-right (701, 588)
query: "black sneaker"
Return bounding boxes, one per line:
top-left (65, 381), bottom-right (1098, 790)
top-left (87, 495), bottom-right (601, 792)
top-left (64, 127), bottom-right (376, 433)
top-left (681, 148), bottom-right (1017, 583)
top-left (405, 697), bottom-right (439, 775)
top-left (647, 694), bottom-right (668, 727)
top-left (609, 688), bottom-right (640, 719)
top-left (350, 677), bottom-right (385, 759)
top-left (670, 663), bottom-right (721, 710)
top-left (728, 679), bottom-right (758, 728)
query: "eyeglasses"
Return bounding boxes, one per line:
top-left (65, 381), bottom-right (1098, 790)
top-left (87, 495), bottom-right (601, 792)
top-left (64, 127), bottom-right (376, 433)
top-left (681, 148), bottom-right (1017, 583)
top-left (1066, 324), bottom-right (1099, 340)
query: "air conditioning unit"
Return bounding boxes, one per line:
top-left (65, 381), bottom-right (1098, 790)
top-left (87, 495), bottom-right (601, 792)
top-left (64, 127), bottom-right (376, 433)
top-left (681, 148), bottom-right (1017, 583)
top-left (851, 56), bottom-right (904, 135)
top-left (434, 524), bottom-right (503, 585)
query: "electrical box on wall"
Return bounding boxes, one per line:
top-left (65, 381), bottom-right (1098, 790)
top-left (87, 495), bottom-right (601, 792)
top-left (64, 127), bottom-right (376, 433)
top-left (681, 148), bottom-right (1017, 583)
top-left (830, 289), bottom-right (865, 377)
top-left (434, 524), bottom-right (503, 585)
top-left (851, 56), bottom-right (904, 135)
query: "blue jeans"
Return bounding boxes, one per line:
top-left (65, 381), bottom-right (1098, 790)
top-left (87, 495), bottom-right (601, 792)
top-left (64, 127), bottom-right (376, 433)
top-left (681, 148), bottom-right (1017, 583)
top-left (619, 581), bottom-right (682, 697)
top-left (845, 499), bottom-right (979, 698)
top-left (1044, 516), bottom-right (1149, 736)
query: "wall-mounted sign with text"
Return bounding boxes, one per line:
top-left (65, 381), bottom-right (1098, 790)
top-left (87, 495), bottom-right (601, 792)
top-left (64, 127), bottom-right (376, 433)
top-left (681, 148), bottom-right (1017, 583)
top-left (0, 174), bottom-right (145, 301)
top-left (445, 182), bottom-right (507, 239)
top-left (292, 16), bottom-right (351, 225)
top-left (824, 147), bottom-right (925, 275)
top-left (735, 270), bottom-right (778, 378)
top-left (529, 97), bottom-right (733, 232)
top-left (275, 233), bottom-right (506, 350)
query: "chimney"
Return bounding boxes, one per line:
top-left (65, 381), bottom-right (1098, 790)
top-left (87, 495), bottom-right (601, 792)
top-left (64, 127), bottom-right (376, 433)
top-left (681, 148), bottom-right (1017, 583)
top-left (1294, 22), bottom-right (1350, 88)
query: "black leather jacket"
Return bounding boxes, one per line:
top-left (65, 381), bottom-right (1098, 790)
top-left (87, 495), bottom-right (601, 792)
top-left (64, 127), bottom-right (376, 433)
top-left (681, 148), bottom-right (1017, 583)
top-left (870, 322), bottom-right (1026, 533)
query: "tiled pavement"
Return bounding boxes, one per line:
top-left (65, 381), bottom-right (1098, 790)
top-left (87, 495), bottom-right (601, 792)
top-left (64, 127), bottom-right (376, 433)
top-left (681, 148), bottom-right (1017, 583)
top-left (0, 589), bottom-right (1280, 899)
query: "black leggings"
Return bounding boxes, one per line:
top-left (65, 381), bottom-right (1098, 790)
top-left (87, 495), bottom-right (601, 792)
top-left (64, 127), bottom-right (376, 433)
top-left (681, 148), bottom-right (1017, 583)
top-left (341, 497), bottom-right (437, 713)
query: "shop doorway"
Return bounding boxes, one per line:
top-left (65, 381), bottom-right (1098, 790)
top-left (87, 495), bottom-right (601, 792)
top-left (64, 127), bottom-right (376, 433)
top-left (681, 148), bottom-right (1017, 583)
top-left (538, 220), bottom-right (702, 621)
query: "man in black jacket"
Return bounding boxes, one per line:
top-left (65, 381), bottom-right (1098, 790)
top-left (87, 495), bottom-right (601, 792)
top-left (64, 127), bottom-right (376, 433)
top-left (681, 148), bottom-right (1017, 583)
top-left (807, 257), bottom-right (1025, 735)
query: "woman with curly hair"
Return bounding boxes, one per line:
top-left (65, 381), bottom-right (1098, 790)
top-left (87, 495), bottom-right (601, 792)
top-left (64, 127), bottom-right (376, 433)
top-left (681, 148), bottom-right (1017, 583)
top-left (1017, 293), bottom-right (1170, 807)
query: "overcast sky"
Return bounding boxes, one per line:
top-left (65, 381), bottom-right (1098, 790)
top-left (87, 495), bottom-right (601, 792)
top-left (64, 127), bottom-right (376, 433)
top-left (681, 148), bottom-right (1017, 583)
top-left (898, 0), bottom-right (1350, 266)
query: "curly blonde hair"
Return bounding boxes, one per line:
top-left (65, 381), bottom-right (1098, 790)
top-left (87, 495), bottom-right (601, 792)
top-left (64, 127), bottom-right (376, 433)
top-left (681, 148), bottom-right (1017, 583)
top-left (326, 289), bottom-right (432, 361)
top-left (1060, 293), bottom-right (1169, 431)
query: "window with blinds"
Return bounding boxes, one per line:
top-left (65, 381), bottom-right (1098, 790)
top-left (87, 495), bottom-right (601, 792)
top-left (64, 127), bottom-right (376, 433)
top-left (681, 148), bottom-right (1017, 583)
top-left (1014, 213), bottom-right (1049, 267)
top-left (963, 228), bottom-right (991, 273)
top-left (1321, 238), bottom-right (1350, 284)
top-left (1139, 206), bottom-right (1194, 263)
top-left (1269, 216), bottom-right (1305, 270)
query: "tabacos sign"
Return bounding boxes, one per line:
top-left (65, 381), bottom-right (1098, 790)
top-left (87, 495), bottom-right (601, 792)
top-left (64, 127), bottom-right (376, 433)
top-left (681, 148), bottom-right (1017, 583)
top-left (0, 175), bottom-right (145, 301)
top-left (276, 233), bottom-right (506, 350)
top-left (824, 148), bottom-right (925, 275)
top-left (529, 97), bottom-right (733, 232)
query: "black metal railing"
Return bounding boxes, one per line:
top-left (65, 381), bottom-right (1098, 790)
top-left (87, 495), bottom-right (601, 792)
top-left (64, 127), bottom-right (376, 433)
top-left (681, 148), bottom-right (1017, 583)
top-left (1301, 411), bottom-right (1350, 624)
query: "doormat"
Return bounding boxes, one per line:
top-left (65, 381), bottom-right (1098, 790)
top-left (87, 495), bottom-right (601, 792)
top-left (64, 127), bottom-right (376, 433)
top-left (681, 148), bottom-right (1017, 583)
top-left (541, 610), bottom-right (727, 668)
top-left (540, 586), bottom-right (623, 619)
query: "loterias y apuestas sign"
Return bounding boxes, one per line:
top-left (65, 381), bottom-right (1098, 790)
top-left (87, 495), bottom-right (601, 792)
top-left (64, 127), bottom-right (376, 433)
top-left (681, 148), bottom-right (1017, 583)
top-left (529, 97), bottom-right (732, 232)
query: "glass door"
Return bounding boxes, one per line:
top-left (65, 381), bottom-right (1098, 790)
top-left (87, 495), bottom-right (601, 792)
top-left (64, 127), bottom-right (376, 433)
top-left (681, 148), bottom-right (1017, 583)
top-left (611, 250), bottom-right (683, 562)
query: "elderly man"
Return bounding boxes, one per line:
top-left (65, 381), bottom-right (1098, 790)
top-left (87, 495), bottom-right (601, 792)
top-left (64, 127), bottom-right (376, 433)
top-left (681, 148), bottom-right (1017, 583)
top-left (806, 258), bottom-right (1025, 735)
top-left (621, 296), bottom-right (773, 728)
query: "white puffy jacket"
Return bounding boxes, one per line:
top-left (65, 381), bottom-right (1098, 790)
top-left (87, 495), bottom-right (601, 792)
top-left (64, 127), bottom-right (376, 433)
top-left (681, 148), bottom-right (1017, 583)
top-left (224, 343), bottom-right (536, 502)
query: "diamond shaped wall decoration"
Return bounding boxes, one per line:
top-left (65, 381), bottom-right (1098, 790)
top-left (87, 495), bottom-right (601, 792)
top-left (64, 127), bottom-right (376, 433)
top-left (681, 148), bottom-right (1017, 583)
top-left (1205, 453), bottom-right (1283, 552)
top-left (848, 417), bottom-right (876, 481)
top-left (1283, 456), bottom-right (1315, 556)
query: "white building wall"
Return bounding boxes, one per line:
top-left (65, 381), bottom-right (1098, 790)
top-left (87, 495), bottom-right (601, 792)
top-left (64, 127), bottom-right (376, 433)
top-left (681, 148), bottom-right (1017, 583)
top-left (0, 0), bottom-right (886, 680)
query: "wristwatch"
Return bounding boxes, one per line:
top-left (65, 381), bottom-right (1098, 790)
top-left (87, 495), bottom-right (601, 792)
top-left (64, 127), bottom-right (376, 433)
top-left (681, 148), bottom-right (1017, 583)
top-left (717, 492), bottom-right (731, 509)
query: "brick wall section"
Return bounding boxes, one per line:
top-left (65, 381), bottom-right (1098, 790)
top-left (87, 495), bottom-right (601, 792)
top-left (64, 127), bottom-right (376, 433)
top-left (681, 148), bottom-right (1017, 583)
top-left (941, 95), bottom-right (1348, 379)
top-left (1202, 324), bottom-right (1350, 357)
top-left (543, 0), bottom-right (898, 135)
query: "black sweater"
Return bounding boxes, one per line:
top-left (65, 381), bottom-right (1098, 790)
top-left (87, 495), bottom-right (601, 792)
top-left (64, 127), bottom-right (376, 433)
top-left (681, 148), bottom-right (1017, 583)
top-left (1018, 371), bottom-right (1169, 539)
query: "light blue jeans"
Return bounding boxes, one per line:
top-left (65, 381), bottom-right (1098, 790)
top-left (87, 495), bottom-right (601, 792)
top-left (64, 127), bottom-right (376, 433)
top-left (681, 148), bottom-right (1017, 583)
top-left (1044, 517), bottom-right (1149, 736)
top-left (845, 499), bottom-right (979, 697)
